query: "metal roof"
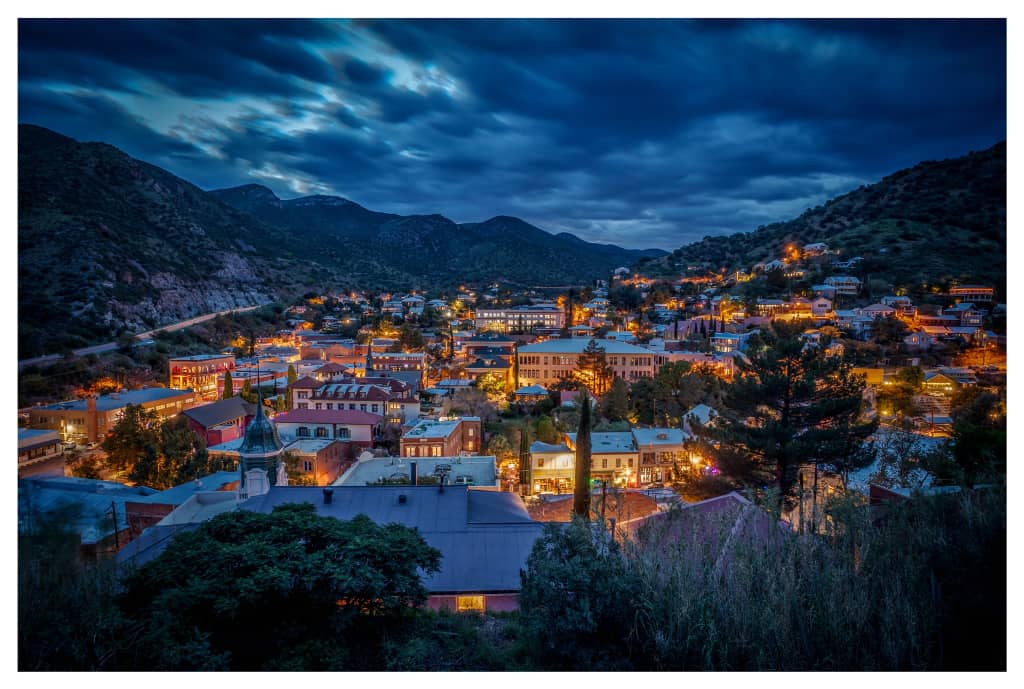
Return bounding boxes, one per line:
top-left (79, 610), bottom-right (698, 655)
top-left (240, 485), bottom-right (540, 593)
top-left (518, 339), bottom-right (654, 355)
top-left (182, 397), bottom-right (254, 429)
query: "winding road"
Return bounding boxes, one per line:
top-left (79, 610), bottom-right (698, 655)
top-left (18, 303), bottom-right (270, 369)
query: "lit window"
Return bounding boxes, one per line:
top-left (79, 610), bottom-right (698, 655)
top-left (456, 595), bottom-right (485, 613)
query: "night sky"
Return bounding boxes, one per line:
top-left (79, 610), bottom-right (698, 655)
top-left (18, 19), bottom-right (1006, 250)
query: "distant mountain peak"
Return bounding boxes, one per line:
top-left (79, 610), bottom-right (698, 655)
top-left (288, 194), bottom-right (359, 208)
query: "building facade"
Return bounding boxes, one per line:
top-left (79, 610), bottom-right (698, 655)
top-left (400, 417), bottom-right (482, 458)
top-left (29, 387), bottom-right (198, 443)
top-left (516, 338), bottom-right (664, 389)
top-left (475, 306), bottom-right (565, 333)
top-left (169, 354), bottom-right (235, 401)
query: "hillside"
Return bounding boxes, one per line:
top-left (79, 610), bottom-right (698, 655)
top-left (210, 187), bottom-right (665, 286)
top-left (17, 125), bottom-right (346, 357)
top-left (19, 125), bottom-right (664, 358)
top-left (652, 142), bottom-right (1006, 295)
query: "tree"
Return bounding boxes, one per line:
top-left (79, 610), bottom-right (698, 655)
top-left (601, 377), bottom-right (630, 422)
top-left (766, 267), bottom-right (787, 290)
top-left (946, 387), bottom-right (1006, 487)
top-left (518, 518), bottom-right (635, 670)
top-left (117, 504), bottom-right (442, 670)
top-left (700, 322), bottom-right (877, 509)
top-left (450, 387), bottom-right (497, 423)
top-left (287, 364), bottom-right (298, 386)
top-left (572, 390), bottom-right (593, 519)
top-left (535, 415), bottom-right (559, 444)
top-left (398, 323), bottom-right (425, 352)
top-left (486, 433), bottom-right (513, 461)
top-left (102, 404), bottom-right (160, 476)
top-left (574, 339), bottom-right (613, 396)
top-left (239, 377), bottom-right (256, 404)
top-left (222, 370), bottom-right (234, 399)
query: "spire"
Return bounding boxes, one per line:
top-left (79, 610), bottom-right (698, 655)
top-left (366, 343), bottom-right (374, 374)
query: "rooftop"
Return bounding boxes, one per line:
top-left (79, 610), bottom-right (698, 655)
top-left (37, 387), bottom-right (194, 412)
top-left (565, 431), bottom-right (636, 454)
top-left (336, 455), bottom-right (498, 488)
top-left (518, 339), bottom-right (653, 355)
top-left (271, 409), bottom-right (384, 426)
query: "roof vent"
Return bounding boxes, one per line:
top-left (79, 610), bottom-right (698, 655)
top-left (322, 487), bottom-right (334, 505)
top-left (398, 493), bottom-right (407, 504)
top-left (657, 432), bottom-right (669, 440)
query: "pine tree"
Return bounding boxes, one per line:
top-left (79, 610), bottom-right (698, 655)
top-left (601, 377), bottom-right (630, 422)
top-left (572, 390), bottom-right (592, 519)
top-left (287, 364), bottom-right (297, 386)
top-left (700, 319), bottom-right (707, 338)
top-left (222, 370), bottom-right (234, 399)
top-left (575, 339), bottom-right (614, 396)
top-left (700, 322), bottom-right (877, 511)
top-left (240, 378), bottom-right (254, 404)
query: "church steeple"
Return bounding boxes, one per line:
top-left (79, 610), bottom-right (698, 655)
top-left (238, 359), bottom-right (285, 501)
top-left (365, 343), bottom-right (374, 375)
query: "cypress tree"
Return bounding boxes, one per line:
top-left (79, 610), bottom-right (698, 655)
top-left (287, 364), bottom-right (297, 386)
top-left (222, 370), bottom-right (234, 399)
top-left (519, 424), bottom-right (531, 496)
top-left (572, 390), bottom-right (593, 519)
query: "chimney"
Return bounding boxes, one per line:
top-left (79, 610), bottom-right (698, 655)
top-left (322, 487), bottom-right (334, 505)
top-left (410, 461), bottom-right (418, 486)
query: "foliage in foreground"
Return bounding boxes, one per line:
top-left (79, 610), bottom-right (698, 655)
top-left (520, 486), bottom-right (1005, 671)
top-left (20, 486), bottom-right (1005, 670)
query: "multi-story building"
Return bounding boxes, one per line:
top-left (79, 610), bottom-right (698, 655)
top-left (290, 377), bottom-right (421, 424)
top-left (949, 285), bottom-right (994, 303)
top-left (475, 305), bottom-right (565, 333)
top-left (565, 431), bottom-right (639, 488)
top-left (824, 275), bottom-right (862, 296)
top-left (270, 408), bottom-right (382, 447)
top-left (400, 417), bottom-right (482, 458)
top-left (29, 387), bottom-right (198, 443)
top-left (516, 339), bottom-right (664, 388)
top-left (169, 354), bottom-right (235, 401)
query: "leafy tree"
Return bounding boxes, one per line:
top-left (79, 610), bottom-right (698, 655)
top-left (701, 322), bottom-right (877, 509)
top-left (450, 387), bottom-right (497, 423)
top-left (475, 371), bottom-right (508, 402)
top-left (574, 339), bottom-right (613, 396)
top-left (102, 404), bottom-right (160, 476)
top-left (117, 504), bottom-right (442, 670)
top-left (222, 369), bottom-right (234, 399)
top-left (398, 323), bottom-right (425, 352)
top-left (535, 415), bottom-right (559, 444)
top-left (518, 518), bottom-right (634, 670)
top-left (766, 267), bottom-right (788, 290)
top-left (572, 390), bottom-right (593, 519)
top-left (486, 434), bottom-right (513, 463)
top-left (601, 377), bottom-right (630, 422)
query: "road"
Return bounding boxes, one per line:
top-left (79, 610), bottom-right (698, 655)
top-left (18, 303), bottom-right (270, 369)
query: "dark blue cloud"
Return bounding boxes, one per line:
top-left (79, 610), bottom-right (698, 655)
top-left (18, 18), bottom-right (1006, 250)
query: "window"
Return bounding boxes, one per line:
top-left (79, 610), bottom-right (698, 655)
top-left (360, 404), bottom-right (367, 411)
top-left (456, 595), bottom-right (485, 613)
top-left (537, 457), bottom-right (544, 468)
top-left (431, 446), bottom-right (441, 457)
top-left (303, 461), bottom-right (313, 472)
top-left (298, 403), bottom-right (308, 410)
top-left (468, 427), bottom-right (474, 436)
top-left (336, 427), bottom-right (350, 439)
top-left (372, 404), bottom-right (379, 413)
top-left (616, 458), bottom-right (621, 469)
top-left (297, 426), bottom-right (310, 437)
top-left (628, 457), bottom-right (633, 467)
top-left (602, 458), bottom-right (608, 469)
top-left (326, 403), bottom-right (333, 410)
top-left (315, 403), bottom-right (322, 410)
top-left (315, 427), bottom-right (328, 438)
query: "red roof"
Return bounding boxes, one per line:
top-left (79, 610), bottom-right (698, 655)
top-left (290, 376), bottom-right (322, 389)
top-left (271, 409), bottom-right (383, 425)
